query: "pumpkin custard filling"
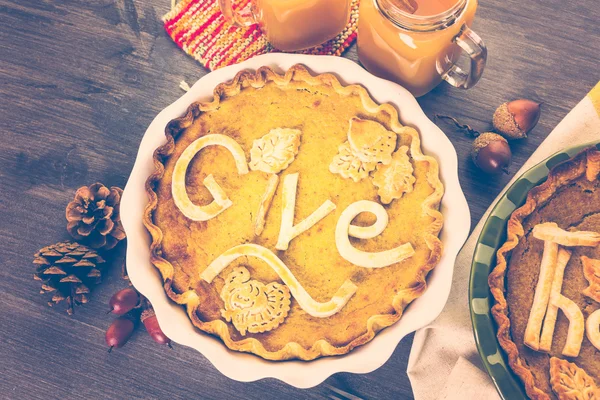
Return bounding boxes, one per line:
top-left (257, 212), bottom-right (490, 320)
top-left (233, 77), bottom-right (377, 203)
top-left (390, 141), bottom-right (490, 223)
top-left (144, 65), bottom-right (444, 360)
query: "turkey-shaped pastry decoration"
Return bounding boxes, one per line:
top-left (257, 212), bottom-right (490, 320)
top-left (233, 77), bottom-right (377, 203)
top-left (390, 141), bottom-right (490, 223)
top-left (549, 357), bottom-right (600, 399)
top-left (220, 266), bottom-right (291, 336)
top-left (203, 244), bottom-right (357, 319)
top-left (371, 146), bottom-right (416, 204)
top-left (330, 117), bottom-right (397, 182)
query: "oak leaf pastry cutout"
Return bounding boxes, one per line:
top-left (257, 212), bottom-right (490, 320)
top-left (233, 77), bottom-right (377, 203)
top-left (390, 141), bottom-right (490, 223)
top-left (347, 117), bottom-right (397, 165)
top-left (249, 128), bottom-right (302, 174)
top-left (371, 146), bottom-right (416, 204)
top-left (581, 256), bottom-right (600, 303)
top-left (220, 266), bottom-right (291, 336)
top-left (330, 118), bottom-right (399, 182)
top-left (329, 141), bottom-right (377, 182)
top-left (532, 222), bottom-right (600, 247)
top-left (549, 357), bottom-right (600, 400)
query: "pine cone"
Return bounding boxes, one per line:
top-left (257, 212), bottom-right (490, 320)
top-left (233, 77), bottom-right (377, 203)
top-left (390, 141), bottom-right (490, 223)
top-left (33, 241), bottom-right (106, 315)
top-left (66, 183), bottom-right (126, 250)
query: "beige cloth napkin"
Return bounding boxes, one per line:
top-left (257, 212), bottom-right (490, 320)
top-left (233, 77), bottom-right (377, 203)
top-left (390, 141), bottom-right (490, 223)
top-left (407, 83), bottom-right (600, 400)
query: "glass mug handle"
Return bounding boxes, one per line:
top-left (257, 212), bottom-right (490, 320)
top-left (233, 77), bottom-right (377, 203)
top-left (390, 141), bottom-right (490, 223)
top-left (440, 24), bottom-right (487, 89)
top-left (219, 0), bottom-right (257, 27)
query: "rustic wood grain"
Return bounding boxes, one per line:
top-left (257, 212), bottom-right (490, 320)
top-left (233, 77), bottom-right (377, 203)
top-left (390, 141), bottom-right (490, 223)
top-left (0, 0), bottom-right (598, 398)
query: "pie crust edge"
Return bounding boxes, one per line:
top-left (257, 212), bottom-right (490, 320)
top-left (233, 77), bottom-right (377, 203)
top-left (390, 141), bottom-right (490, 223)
top-left (142, 64), bottom-right (445, 361)
top-left (488, 147), bottom-right (600, 399)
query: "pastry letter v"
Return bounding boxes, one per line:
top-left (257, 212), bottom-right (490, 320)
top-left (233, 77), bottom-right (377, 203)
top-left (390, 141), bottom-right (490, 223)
top-left (275, 173), bottom-right (336, 251)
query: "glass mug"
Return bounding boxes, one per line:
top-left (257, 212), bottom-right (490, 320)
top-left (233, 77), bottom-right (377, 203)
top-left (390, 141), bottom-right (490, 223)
top-left (219, 0), bottom-right (352, 52)
top-left (358, 0), bottom-right (487, 97)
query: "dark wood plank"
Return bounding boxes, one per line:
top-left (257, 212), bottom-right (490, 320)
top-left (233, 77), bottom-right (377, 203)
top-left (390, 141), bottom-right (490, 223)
top-left (0, 0), bottom-right (598, 399)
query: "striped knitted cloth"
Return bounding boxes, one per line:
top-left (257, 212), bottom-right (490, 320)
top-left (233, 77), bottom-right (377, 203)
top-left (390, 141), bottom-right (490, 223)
top-left (163, 0), bottom-right (359, 71)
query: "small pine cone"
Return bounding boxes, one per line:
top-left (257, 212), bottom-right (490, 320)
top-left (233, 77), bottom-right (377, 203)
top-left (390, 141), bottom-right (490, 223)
top-left (33, 241), bottom-right (106, 315)
top-left (66, 183), bottom-right (126, 250)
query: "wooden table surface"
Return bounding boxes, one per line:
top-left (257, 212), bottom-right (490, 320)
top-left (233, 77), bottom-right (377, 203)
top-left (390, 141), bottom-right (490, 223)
top-left (1, 0), bottom-right (598, 399)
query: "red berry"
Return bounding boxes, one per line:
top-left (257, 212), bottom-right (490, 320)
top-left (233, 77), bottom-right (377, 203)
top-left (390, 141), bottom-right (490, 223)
top-left (106, 316), bottom-right (135, 351)
top-left (108, 287), bottom-right (140, 315)
top-left (141, 309), bottom-right (171, 347)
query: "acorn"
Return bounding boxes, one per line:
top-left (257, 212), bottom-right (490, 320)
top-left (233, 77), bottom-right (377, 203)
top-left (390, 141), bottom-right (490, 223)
top-left (106, 315), bottom-right (135, 352)
top-left (492, 99), bottom-right (541, 139)
top-left (107, 287), bottom-right (140, 315)
top-left (471, 133), bottom-right (512, 174)
top-left (436, 115), bottom-right (513, 175)
top-left (141, 308), bottom-right (171, 347)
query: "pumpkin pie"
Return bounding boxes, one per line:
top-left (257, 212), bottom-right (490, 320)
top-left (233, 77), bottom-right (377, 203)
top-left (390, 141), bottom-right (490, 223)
top-left (489, 147), bottom-right (600, 399)
top-left (143, 65), bottom-right (444, 360)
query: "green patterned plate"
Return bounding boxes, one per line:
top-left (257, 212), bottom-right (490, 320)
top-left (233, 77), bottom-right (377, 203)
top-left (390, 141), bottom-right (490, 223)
top-left (469, 141), bottom-right (600, 400)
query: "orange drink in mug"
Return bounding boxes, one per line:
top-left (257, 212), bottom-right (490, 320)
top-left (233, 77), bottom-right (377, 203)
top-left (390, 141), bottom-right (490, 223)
top-left (219, 0), bottom-right (352, 51)
top-left (358, 0), bottom-right (486, 97)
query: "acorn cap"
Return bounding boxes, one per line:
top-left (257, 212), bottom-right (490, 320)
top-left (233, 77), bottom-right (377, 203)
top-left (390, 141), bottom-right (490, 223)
top-left (140, 307), bottom-right (155, 322)
top-left (471, 132), bottom-right (508, 163)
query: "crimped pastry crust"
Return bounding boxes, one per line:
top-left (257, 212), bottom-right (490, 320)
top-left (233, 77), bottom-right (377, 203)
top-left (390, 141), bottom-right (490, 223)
top-left (489, 147), bottom-right (600, 399)
top-left (143, 64), bottom-right (444, 360)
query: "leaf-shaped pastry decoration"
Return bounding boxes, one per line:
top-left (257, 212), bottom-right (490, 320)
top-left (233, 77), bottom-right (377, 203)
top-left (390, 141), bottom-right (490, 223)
top-left (329, 141), bottom-right (377, 182)
top-left (549, 357), bottom-right (600, 399)
top-left (371, 146), bottom-right (416, 204)
top-left (581, 256), bottom-right (600, 303)
top-left (220, 267), bottom-right (291, 336)
top-left (347, 117), bottom-right (397, 165)
top-left (249, 128), bottom-right (302, 174)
